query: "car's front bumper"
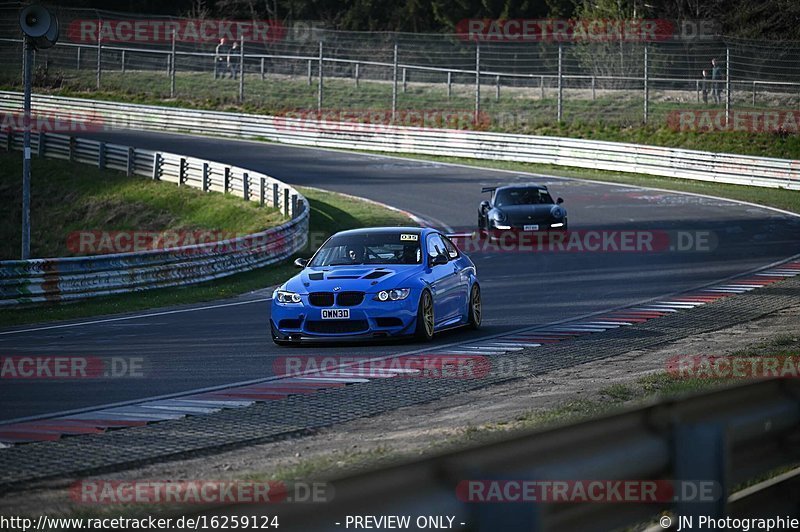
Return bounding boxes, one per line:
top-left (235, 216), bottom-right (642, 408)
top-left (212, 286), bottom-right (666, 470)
top-left (271, 294), bottom-right (419, 341)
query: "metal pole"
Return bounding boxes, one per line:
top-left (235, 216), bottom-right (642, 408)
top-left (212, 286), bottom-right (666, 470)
top-left (76, 46), bottom-right (81, 70)
top-left (170, 30), bottom-right (176, 98)
top-left (402, 68), bottom-right (407, 93)
top-left (307, 59), bottom-right (312, 86)
top-left (447, 71), bottom-right (452, 99)
top-left (752, 81), bottom-right (756, 106)
top-left (475, 43), bottom-right (480, 124)
top-left (317, 41), bottom-right (323, 113)
top-left (121, 50), bottom-right (125, 73)
top-left (260, 57), bottom-right (265, 80)
top-left (96, 28), bottom-right (102, 90)
top-left (21, 38), bottom-right (32, 259)
top-left (643, 46), bottom-right (649, 124)
top-left (557, 44), bottom-right (563, 122)
top-left (355, 63), bottom-right (359, 88)
top-left (238, 35), bottom-right (244, 101)
top-left (725, 47), bottom-right (731, 126)
top-left (392, 42), bottom-right (398, 122)
top-left (591, 76), bottom-right (596, 100)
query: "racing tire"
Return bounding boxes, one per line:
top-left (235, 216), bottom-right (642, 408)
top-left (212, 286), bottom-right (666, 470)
top-left (467, 284), bottom-right (482, 330)
top-left (414, 290), bottom-right (435, 342)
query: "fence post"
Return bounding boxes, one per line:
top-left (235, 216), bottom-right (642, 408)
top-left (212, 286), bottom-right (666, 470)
top-left (96, 29), bottom-right (102, 90)
top-left (224, 167), bottom-right (231, 193)
top-left (243, 172), bottom-right (250, 200)
top-left (475, 43), bottom-right (480, 124)
top-left (307, 59), bottom-right (312, 86)
top-left (591, 76), bottom-right (596, 101)
top-left (752, 81), bottom-right (756, 106)
top-left (37, 131), bottom-right (45, 158)
top-left (202, 162), bottom-right (209, 192)
top-left (238, 35), bottom-right (244, 102)
top-left (355, 63), bottom-right (359, 88)
top-left (696, 79), bottom-right (700, 102)
top-left (179, 157), bottom-right (186, 185)
top-left (283, 188), bottom-right (290, 216)
top-left (540, 75), bottom-right (544, 99)
top-left (76, 46), bottom-right (81, 70)
top-left (317, 41), bottom-right (323, 113)
top-left (402, 68), bottom-right (407, 93)
top-left (392, 42), bottom-right (398, 122)
top-left (291, 193), bottom-right (298, 218)
top-left (447, 71), bottom-right (452, 99)
top-left (557, 44), bottom-right (563, 122)
top-left (260, 177), bottom-right (266, 207)
top-left (495, 75), bottom-right (500, 102)
top-left (121, 50), bottom-right (125, 73)
top-left (260, 57), bottom-right (265, 80)
top-left (126, 146), bottom-right (134, 176)
top-left (725, 47), bottom-right (731, 126)
top-left (152, 153), bottom-right (161, 180)
top-left (98, 142), bottom-right (105, 169)
top-left (69, 136), bottom-right (76, 163)
top-left (170, 30), bottom-right (176, 98)
top-left (273, 183), bottom-right (279, 209)
top-left (643, 46), bottom-right (649, 124)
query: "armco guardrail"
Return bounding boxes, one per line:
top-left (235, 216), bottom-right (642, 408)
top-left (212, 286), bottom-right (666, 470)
top-left (220, 379), bottom-right (800, 531)
top-left (1, 130), bottom-right (308, 306)
top-left (1, 91), bottom-right (797, 190)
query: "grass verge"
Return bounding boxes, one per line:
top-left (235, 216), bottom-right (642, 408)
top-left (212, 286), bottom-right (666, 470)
top-left (0, 185), bottom-right (414, 328)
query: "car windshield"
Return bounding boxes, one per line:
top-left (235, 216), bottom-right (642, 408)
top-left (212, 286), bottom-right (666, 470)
top-left (309, 232), bottom-right (422, 266)
top-left (494, 187), bottom-right (554, 206)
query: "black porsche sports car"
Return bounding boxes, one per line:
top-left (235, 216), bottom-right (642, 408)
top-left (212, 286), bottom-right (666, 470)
top-left (478, 183), bottom-right (567, 234)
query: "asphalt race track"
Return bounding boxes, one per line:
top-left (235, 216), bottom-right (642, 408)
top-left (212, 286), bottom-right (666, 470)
top-left (2, 129), bottom-right (799, 421)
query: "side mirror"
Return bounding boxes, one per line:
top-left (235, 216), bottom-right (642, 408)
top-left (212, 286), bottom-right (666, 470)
top-left (480, 200), bottom-right (491, 213)
top-left (556, 197), bottom-right (564, 204)
top-left (294, 257), bottom-right (309, 268)
top-left (429, 254), bottom-right (448, 267)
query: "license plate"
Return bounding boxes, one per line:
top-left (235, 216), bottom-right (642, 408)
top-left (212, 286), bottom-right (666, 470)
top-left (322, 309), bottom-right (350, 320)
top-left (523, 224), bottom-right (539, 231)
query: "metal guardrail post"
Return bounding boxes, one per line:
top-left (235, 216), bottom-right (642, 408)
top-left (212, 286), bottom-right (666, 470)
top-left (68, 136), bottom-right (76, 162)
top-left (447, 71), bottom-right (452, 99)
top-left (121, 50), bottom-right (125, 73)
top-left (355, 63), bottom-right (359, 88)
top-left (179, 157), bottom-right (187, 185)
top-left (98, 142), bottom-right (105, 169)
top-left (260, 177), bottom-right (266, 207)
top-left (307, 59), bottom-right (312, 86)
top-left (224, 167), bottom-right (230, 193)
top-left (673, 423), bottom-right (728, 520)
top-left (76, 46), bottom-right (81, 70)
top-left (592, 76), bottom-right (596, 101)
top-left (725, 48), bottom-right (731, 126)
top-left (291, 193), bottom-right (297, 217)
top-left (475, 43), bottom-right (480, 124)
top-left (260, 57), bottom-right (265, 81)
top-left (557, 44), bottom-right (563, 122)
top-left (643, 46), bottom-right (649, 125)
top-left (540, 75), bottom-right (544, 99)
top-left (126, 146), bottom-right (135, 176)
top-left (37, 131), bottom-right (45, 158)
top-left (243, 172), bottom-right (249, 200)
top-left (170, 30), bottom-right (176, 99)
top-left (238, 36), bottom-right (244, 102)
top-left (317, 41), bottom-right (323, 113)
top-left (392, 43), bottom-right (398, 122)
top-left (752, 81), bottom-right (757, 105)
top-left (202, 162), bottom-right (209, 192)
top-left (402, 68), bottom-right (407, 93)
top-left (495, 75), bottom-right (500, 102)
top-left (273, 182), bottom-right (279, 209)
top-left (152, 152), bottom-right (161, 180)
top-left (283, 187), bottom-right (289, 216)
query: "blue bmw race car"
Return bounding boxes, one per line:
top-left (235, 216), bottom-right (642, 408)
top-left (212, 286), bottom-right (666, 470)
top-left (270, 227), bottom-right (481, 344)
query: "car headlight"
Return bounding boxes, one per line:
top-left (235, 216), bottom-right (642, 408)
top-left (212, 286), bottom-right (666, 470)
top-left (274, 289), bottom-right (302, 304)
top-left (374, 288), bottom-right (411, 302)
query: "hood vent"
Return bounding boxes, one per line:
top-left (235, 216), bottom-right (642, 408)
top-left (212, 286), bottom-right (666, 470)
top-left (308, 272), bottom-right (324, 281)
top-left (363, 270), bottom-right (390, 279)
